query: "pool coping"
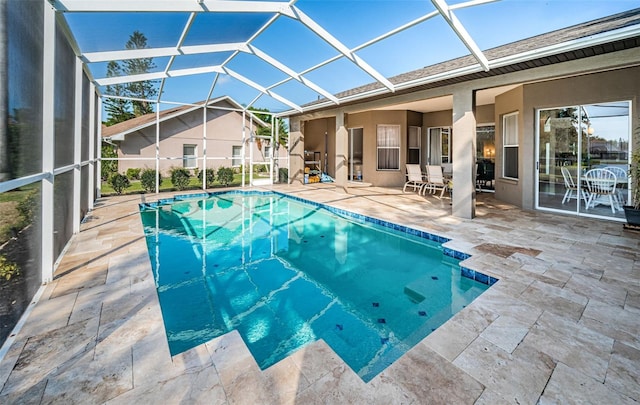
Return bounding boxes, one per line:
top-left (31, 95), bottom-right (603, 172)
top-left (139, 190), bottom-right (498, 287)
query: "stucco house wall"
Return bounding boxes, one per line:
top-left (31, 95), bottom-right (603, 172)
top-left (107, 99), bottom-right (282, 176)
top-left (348, 110), bottom-right (409, 187)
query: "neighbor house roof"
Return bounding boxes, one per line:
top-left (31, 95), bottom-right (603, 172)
top-left (294, 8), bottom-right (640, 114)
top-left (102, 96), bottom-right (269, 141)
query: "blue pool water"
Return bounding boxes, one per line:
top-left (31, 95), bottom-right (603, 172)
top-left (139, 192), bottom-right (493, 382)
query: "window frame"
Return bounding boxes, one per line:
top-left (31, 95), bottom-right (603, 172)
top-left (182, 144), bottom-right (197, 169)
top-left (232, 145), bottom-right (242, 167)
top-left (407, 126), bottom-right (421, 165)
top-left (376, 124), bottom-right (401, 171)
top-left (441, 127), bottom-right (450, 164)
top-left (502, 112), bottom-right (519, 180)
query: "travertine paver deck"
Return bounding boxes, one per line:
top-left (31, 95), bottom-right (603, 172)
top-left (1, 184), bottom-right (639, 404)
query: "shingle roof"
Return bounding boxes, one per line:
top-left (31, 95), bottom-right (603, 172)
top-left (300, 7), bottom-right (640, 111)
top-left (102, 96), bottom-right (268, 139)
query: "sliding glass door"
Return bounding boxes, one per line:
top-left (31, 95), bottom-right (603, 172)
top-left (536, 101), bottom-right (630, 220)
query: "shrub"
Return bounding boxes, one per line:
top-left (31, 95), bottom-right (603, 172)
top-left (109, 173), bottom-right (130, 195)
top-left (126, 168), bottom-right (141, 180)
top-left (101, 143), bottom-right (118, 181)
top-left (254, 164), bottom-right (268, 173)
top-left (198, 168), bottom-right (216, 186)
top-left (140, 169), bottom-right (162, 193)
top-left (278, 168), bottom-right (288, 183)
top-left (0, 255), bottom-right (19, 282)
top-left (217, 167), bottom-right (234, 186)
top-left (170, 168), bottom-right (191, 191)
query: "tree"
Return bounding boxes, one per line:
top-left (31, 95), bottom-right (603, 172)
top-left (103, 31), bottom-right (158, 126)
top-left (104, 61), bottom-right (134, 126)
top-left (249, 107), bottom-right (289, 146)
top-left (124, 31), bottom-right (157, 116)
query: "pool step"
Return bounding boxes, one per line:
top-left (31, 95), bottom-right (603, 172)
top-left (403, 275), bottom-right (442, 304)
top-left (403, 286), bottom-right (425, 303)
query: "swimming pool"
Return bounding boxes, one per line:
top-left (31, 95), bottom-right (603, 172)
top-left (140, 191), bottom-right (495, 382)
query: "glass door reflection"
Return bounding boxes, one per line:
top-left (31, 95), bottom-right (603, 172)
top-left (537, 102), bottom-right (629, 220)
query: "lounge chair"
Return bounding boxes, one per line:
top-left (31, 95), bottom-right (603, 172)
top-left (403, 164), bottom-right (428, 193)
top-left (424, 165), bottom-right (448, 198)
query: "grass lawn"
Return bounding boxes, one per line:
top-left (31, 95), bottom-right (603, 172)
top-left (0, 188), bottom-right (36, 246)
top-left (100, 174), bottom-right (246, 196)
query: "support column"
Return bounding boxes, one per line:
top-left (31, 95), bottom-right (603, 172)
top-left (202, 106), bottom-right (207, 190)
top-left (87, 83), bottom-right (96, 209)
top-left (0, 0), bottom-right (7, 181)
top-left (451, 89), bottom-right (476, 219)
top-left (72, 57), bottom-right (82, 234)
top-left (335, 111), bottom-right (348, 188)
top-left (41, 2), bottom-right (55, 283)
top-left (155, 105), bottom-right (160, 194)
top-left (96, 96), bottom-right (102, 199)
top-left (288, 117), bottom-right (304, 185)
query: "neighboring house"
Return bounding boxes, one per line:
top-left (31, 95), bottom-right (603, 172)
top-left (102, 96), bottom-right (284, 176)
top-left (285, 9), bottom-right (640, 222)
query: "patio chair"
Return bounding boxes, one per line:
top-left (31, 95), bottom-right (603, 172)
top-left (560, 166), bottom-right (589, 206)
top-left (584, 168), bottom-right (621, 214)
top-left (424, 165), bottom-right (448, 198)
top-left (603, 166), bottom-right (628, 205)
top-left (403, 164), bottom-right (428, 193)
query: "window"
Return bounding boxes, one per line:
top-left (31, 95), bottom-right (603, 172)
top-left (232, 145), bottom-right (242, 167)
top-left (407, 126), bottom-right (421, 165)
top-left (427, 127), bottom-right (451, 165)
top-left (183, 144), bottom-right (197, 168)
top-left (441, 128), bottom-right (450, 164)
top-left (263, 145), bottom-right (271, 160)
top-left (377, 125), bottom-right (400, 170)
top-left (503, 112), bottom-right (518, 179)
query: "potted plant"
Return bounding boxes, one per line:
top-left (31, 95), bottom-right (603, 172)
top-left (623, 148), bottom-right (640, 228)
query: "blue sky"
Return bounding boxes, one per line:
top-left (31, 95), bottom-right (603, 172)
top-left (64, 0), bottom-right (640, 113)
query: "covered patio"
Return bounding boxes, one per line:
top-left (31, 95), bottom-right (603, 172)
top-left (0, 186), bottom-right (638, 403)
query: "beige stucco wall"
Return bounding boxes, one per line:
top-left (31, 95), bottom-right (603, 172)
top-left (423, 110), bottom-right (452, 128)
top-left (115, 106), bottom-right (278, 176)
top-left (347, 110), bottom-right (409, 187)
top-left (476, 104), bottom-right (495, 125)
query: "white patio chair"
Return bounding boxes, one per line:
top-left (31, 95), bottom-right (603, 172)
top-left (423, 165), bottom-right (448, 198)
top-left (403, 164), bottom-right (428, 193)
top-left (603, 166), bottom-right (628, 205)
top-left (584, 168), bottom-right (621, 214)
top-left (560, 166), bottom-right (589, 206)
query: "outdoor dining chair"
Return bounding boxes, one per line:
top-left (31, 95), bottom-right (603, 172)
top-left (584, 168), bottom-right (621, 214)
top-left (560, 166), bottom-right (589, 206)
top-left (603, 166), bottom-right (628, 206)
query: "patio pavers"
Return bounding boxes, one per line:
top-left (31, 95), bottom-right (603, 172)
top-left (0, 184), bottom-right (639, 404)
